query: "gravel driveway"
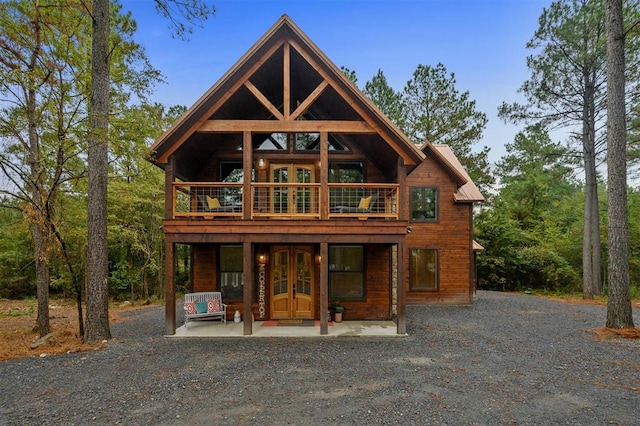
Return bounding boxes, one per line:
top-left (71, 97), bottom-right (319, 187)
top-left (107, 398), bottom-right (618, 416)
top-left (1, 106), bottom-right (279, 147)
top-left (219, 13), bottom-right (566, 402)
top-left (1, 291), bottom-right (638, 425)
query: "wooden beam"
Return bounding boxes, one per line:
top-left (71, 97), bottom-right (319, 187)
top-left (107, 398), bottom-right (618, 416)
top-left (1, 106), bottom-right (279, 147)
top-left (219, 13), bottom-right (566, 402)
top-left (164, 156), bottom-right (175, 219)
top-left (396, 241), bottom-right (406, 335)
top-left (197, 119), bottom-right (374, 133)
top-left (242, 131), bottom-right (252, 220)
top-left (288, 39), bottom-right (418, 166)
top-left (164, 240), bottom-right (176, 335)
top-left (320, 242), bottom-right (328, 335)
top-left (162, 232), bottom-right (405, 245)
top-left (290, 80), bottom-right (329, 120)
top-left (156, 38), bottom-right (286, 163)
top-left (244, 80), bottom-right (284, 121)
top-left (243, 241), bottom-right (253, 335)
top-left (283, 42), bottom-right (290, 119)
top-left (320, 131), bottom-right (329, 220)
top-left (397, 157), bottom-right (407, 221)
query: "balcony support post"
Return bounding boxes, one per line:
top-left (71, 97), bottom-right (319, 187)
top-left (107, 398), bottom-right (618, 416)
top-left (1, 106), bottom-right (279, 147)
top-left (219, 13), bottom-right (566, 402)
top-left (320, 131), bottom-right (329, 220)
top-left (243, 131), bottom-right (253, 220)
top-left (397, 157), bottom-right (407, 221)
top-left (164, 155), bottom-right (175, 219)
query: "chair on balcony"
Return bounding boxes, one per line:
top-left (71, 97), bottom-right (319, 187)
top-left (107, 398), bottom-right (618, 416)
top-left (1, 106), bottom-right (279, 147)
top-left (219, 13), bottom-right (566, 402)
top-left (330, 192), bottom-right (379, 214)
top-left (196, 194), bottom-right (242, 213)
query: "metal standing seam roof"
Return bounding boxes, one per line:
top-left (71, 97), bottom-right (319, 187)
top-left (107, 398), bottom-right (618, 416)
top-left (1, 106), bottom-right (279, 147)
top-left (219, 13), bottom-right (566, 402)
top-left (427, 143), bottom-right (485, 203)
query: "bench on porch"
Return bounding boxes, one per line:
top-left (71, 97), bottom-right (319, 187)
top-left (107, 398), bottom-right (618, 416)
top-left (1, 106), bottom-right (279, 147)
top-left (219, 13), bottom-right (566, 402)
top-left (183, 292), bottom-right (227, 328)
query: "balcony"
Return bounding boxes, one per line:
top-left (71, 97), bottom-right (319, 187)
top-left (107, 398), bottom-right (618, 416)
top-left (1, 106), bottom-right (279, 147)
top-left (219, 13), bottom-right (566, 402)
top-left (172, 183), bottom-right (399, 220)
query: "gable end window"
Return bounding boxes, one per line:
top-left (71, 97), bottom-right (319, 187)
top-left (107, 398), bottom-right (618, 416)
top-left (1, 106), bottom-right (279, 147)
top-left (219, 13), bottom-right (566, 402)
top-left (411, 187), bottom-right (438, 221)
top-left (410, 248), bottom-right (438, 291)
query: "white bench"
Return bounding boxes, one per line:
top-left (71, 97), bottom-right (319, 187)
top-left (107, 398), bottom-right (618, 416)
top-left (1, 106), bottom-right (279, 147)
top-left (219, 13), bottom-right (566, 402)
top-left (183, 292), bottom-right (227, 328)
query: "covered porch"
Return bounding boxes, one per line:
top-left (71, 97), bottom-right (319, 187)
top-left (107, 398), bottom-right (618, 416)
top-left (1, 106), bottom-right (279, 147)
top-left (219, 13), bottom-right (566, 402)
top-left (163, 222), bottom-right (409, 336)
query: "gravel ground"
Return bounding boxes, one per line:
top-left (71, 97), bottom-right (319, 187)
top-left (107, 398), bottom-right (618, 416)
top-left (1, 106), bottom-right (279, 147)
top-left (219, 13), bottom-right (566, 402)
top-left (0, 291), bottom-right (638, 425)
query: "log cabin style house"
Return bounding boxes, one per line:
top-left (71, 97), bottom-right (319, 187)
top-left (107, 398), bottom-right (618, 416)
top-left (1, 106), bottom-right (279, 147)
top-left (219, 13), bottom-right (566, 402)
top-left (150, 15), bottom-right (484, 336)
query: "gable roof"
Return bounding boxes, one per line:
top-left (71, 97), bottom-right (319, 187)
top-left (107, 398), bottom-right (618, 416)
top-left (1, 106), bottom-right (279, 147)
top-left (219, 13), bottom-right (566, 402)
top-left (421, 142), bottom-right (485, 203)
top-left (149, 14), bottom-right (424, 170)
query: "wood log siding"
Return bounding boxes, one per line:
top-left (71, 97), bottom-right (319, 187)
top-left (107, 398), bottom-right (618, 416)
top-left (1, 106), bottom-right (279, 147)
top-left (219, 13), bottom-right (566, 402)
top-left (404, 156), bottom-right (474, 304)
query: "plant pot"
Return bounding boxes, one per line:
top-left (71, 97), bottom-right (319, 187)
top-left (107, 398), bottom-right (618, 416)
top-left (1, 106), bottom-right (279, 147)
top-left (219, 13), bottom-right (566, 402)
top-left (334, 312), bottom-right (343, 323)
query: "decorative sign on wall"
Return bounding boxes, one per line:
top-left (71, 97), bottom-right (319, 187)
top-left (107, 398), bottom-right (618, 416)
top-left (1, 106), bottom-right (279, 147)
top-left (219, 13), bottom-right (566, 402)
top-left (258, 263), bottom-right (266, 318)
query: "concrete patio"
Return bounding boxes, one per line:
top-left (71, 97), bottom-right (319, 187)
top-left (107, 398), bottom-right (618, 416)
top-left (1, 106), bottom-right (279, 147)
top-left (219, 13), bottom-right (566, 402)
top-left (169, 319), bottom-right (404, 338)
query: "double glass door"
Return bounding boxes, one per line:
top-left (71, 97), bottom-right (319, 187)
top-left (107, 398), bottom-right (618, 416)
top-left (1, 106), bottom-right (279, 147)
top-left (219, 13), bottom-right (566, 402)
top-left (270, 245), bottom-right (314, 319)
top-left (270, 164), bottom-right (316, 216)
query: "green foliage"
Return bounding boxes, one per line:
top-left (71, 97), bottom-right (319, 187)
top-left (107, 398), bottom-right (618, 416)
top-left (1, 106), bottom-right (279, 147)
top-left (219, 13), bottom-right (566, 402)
top-left (362, 63), bottom-right (493, 193)
top-left (0, 202), bottom-right (34, 299)
top-left (476, 126), bottom-right (584, 292)
top-left (364, 69), bottom-right (405, 129)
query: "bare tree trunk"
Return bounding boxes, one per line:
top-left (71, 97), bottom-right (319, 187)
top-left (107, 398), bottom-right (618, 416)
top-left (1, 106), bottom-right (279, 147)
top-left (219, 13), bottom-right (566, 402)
top-left (32, 225), bottom-right (51, 336)
top-left (582, 72), bottom-right (602, 299)
top-left (582, 140), bottom-right (597, 299)
top-left (85, 0), bottom-right (111, 343)
top-left (605, 0), bottom-right (634, 328)
top-left (27, 6), bottom-right (50, 337)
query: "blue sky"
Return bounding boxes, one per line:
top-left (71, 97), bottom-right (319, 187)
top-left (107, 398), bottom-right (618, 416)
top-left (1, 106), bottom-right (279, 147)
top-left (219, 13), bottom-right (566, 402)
top-left (122, 0), bottom-right (552, 164)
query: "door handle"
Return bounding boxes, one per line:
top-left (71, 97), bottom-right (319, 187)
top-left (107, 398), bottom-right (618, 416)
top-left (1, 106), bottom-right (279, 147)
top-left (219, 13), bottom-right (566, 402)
top-left (292, 283), bottom-right (296, 299)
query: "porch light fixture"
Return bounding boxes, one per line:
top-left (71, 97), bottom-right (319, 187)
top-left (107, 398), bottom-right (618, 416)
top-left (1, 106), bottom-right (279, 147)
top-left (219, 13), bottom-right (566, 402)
top-left (257, 253), bottom-right (267, 264)
top-left (257, 158), bottom-right (266, 169)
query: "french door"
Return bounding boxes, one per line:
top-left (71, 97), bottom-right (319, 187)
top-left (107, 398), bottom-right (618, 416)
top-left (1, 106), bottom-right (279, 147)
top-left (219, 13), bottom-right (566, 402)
top-left (270, 245), bottom-right (314, 319)
top-left (270, 163), bottom-right (316, 216)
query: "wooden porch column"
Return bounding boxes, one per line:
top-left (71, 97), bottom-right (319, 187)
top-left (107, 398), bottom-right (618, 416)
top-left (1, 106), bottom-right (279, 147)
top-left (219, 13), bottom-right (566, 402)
top-left (164, 238), bottom-right (176, 335)
top-left (243, 241), bottom-right (253, 335)
top-left (319, 242), bottom-right (329, 335)
top-left (320, 131), bottom-right (329, 220)
top-left (243, 131), bottom-right (252, 220)
top-left (396, 241), bottom-right (406, 334)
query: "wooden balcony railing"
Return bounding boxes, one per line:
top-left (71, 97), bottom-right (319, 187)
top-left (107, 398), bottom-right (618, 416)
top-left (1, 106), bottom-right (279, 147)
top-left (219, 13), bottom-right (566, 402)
top-left (327, 183), bottom-right (398, 219)
top-left (173, 182), bottom-right (243, 218)
top-left (171, 182), bottom-right (398, 220)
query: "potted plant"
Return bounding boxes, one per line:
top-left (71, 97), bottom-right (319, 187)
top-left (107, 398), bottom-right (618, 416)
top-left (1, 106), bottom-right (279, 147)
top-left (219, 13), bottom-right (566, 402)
top-left (330, 301), bottom-right (345, 323)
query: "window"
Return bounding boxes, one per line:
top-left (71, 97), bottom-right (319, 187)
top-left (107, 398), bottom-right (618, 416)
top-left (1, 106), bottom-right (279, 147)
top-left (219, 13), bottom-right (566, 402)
top-left (328, 162), bottom-right (363, 183)
top-left (410, 249), bottom-right (438, 290)
top-left (329, 245), bottom-right (364, 299)
top-left (411, 187), bottom-right (438, 221)
top-left (295, 132), bottom-right (320, 151)
top-left (219, 246), bottom-right (243, 300)
top-left (255, 133), bottom-right (287, 150)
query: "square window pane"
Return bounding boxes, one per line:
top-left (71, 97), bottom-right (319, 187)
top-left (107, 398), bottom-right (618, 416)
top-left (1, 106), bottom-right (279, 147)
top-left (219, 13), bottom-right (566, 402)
top-left (411, 187), bottom-right (437, 221)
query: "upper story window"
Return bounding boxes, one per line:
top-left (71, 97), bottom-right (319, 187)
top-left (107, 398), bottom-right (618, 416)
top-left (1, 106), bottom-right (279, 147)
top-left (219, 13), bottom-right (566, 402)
top-left (411, 187), bottom-right (438, 221)
top-left (295, 133), bottom-right (320, 151)
top-left (255, 133), bottom-right (287, 150)
top-left (329, 162), bottom-right (364, 183)
top-left (253, 132), bottom-right (349, 152)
